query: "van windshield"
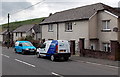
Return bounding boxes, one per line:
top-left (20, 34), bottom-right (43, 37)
top-left (22, 42), bottom-right (33, 46)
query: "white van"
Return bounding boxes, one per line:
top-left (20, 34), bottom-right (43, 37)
top-left (36, 40), bottom-right (71, 61)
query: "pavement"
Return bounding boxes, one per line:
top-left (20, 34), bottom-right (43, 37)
top-left (71, 54), bottom-right (119, 67)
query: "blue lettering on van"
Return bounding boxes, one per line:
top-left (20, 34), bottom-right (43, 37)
top-left (46, 40), bottom-right (58, 56)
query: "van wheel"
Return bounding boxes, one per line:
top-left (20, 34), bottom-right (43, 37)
top-left (36, 53), bottom-right (41, 58)
top-left (51, 55), bottom-right (56, 61)
top-left (15, 49), bottom-right (17, 53)
top-left (22, 50), bottom-right (25, 55)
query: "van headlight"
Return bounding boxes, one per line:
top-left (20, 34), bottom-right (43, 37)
top-left (25, 48), bottom-right (29, 50)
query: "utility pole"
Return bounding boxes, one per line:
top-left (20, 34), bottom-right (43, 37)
top-left (7, 13), bottom-right (10, 49)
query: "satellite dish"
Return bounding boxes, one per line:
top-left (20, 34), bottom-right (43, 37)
top-left (113, 27), bottom-right (119, 32)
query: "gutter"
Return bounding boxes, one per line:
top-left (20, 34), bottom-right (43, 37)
top-left (39, 18), bottom-right (89, 25)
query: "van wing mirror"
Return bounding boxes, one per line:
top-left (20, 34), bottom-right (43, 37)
top-left (40, 44), bottom-right (46, 48)
top-left (19, 44), bottom-right (22, 47)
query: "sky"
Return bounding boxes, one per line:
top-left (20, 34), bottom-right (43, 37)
top-left (0, 0), bottom-right (120, 25)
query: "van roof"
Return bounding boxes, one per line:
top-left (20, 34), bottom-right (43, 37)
top-left (45, 40), bottom-right (68, 42)
top-left (16, 41), bottom-right (30, 43)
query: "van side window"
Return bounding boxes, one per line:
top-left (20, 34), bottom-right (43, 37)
top-left (15, 42), bottom-right (19, 46)
top-left (40, 43), bottom-right (46, 48)
top-left (19, 43), bottom-right (22, 46)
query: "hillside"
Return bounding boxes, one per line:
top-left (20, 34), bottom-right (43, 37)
top-left (1, 17), bottom-right (46, 31)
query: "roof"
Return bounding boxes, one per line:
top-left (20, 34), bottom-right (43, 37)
top-left (0, 29), bottom-right (8, 35)
top-left (33, 24), bottom-right (41, 33)
top-left (114, 8), bottom-right (120, 12)
top-left (40, 3), bottom-right (120, 24)
top-left (0, 29), bottom-right (13, 35)
top-left (13, 24), bottom-right (35, 33)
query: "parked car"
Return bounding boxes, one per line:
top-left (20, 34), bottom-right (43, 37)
top-left (36, 40), bottom-right (71, 61)
top-left (14, 41), bottom-right (36, 55)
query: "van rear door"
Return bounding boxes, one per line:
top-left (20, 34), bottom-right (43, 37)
top-left (58, 41), bottom-right (70, 53)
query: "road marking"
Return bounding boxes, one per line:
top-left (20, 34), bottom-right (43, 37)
top-left (52, 72), bottom-right (64, 77)
top-left (1, 54), bottom-right (10, 58)
top-left (14, 59), bottom-right (36, 68)
top-left (78, 60), bottom-right (119, 69)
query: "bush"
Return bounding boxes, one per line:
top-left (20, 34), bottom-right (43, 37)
top-left (25, 35), bottom-right (34, 41)
top-left (17, 35), bottom-right (34, 41)
top-left (17, 37), bottom-right (26, 41)
top-left (17, 35), bottom-right (40, 48)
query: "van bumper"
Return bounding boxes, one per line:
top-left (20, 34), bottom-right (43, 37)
top-left (23, 50), bottom-right (36, 53)
top-left (53, 53), bottom-right (71, 58)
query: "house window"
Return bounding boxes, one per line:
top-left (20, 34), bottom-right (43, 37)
top-left (102, 43), bottom-right (110, 52)
top-left (48, 24), bottom-right (53, 32)
top-left (16, 33), bottom-right (17, 36)
top-left (32, 33), bottom-right (35, 38)
top-left (20, 33), bottom-right (22, 37)
top-left (90, 44), bottom-right (95, 50)
top-left (65, 22), bottom-right (72, 31)
top-left (102, 20), bottom-right (111, 31)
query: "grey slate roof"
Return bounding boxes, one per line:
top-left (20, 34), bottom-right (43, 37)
top-left (40, 3), bottom-right (120, 24)
top-left (114, 8), bottom-right (120, 11)
top-left (13, 24), bottom-right (34, 33)
top-left (33, 24), bottom-right (41, 33)
top-left (13, 24), bottom-right (41, 33)
top-left (0, 29), bottom-right (8, 35)
top-left (0, 29), bottom-right (13, 35)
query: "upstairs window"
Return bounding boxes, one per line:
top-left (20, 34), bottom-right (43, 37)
top-left (102, 20), bottom-right (110, 31)
top-left (48, 24), bottom-right (53, 32)
top-left (65, 22), bottom-right (72, 31)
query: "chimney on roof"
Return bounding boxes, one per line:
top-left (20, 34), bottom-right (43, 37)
top-left (49, 13), bottom-right (52, 17)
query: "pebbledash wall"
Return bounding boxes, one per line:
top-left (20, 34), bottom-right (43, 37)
top-left (98, 10), bottom-right (119, 51)
top-left (42, 10), bottom-right (119, 49)
top-left (42, 20), bottom-right (90, 49)
top-left (41, 4), bottom-right (120, 60)
top-left (79, 10), bottom-right (120, 61)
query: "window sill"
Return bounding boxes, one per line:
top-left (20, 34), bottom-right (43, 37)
top-left (101, 29), bottom-right (111, 32)
top-left (48, 30), bottom-right (53, 32)
top-left (65, 30), bottom-right (73, 32)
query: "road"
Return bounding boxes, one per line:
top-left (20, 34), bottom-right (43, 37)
top-left (1, 47), bottom-right (118, 76)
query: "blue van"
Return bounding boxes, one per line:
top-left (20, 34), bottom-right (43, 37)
top-left (14, 41), bottom-right (36, 55)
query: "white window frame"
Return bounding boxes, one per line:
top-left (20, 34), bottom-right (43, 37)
top-left (65, 22), bottom-right (73, 31)
top-left (90, 43), bottom-right (96, 50)
top-left (48, 24), bottom-right (53, 32)
top-left (102, 43), bottom-right (110, 52)
top-left (102, 20), bottom-right (110, 30)
top-left (20, 32), bottom-right (22, 37)
top-left (16, 33), bottom-right (17, 36)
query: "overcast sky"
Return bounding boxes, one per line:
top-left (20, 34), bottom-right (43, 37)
top-left (0, 0), bottom-right (120, 25)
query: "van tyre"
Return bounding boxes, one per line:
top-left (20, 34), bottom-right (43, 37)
top-left (22, 50), bottom-right (25, 55)
top-left (15, 49), bottom-right (17, 53)
top-left (36, 53), bottom-right (41, 58)
top-left (51, 55), bottom-right (56, 61)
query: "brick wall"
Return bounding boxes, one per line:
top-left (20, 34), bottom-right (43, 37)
top-left (79, 39), bottom-right (120, 61)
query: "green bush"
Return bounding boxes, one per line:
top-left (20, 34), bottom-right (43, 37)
top-left (25, 35), bottom-right (34, 41)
